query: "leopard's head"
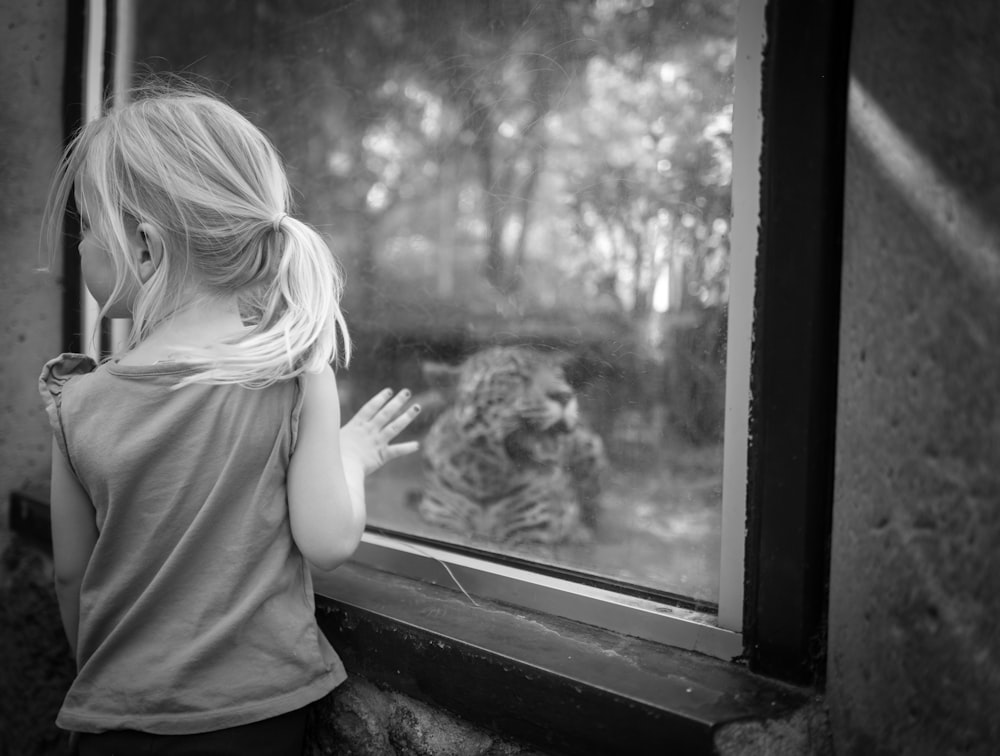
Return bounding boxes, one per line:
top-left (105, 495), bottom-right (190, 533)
top-left (426, 346), bottom-right (581, 466)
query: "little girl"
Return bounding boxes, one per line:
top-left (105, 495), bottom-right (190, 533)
top-left (39, 85), bottom-right (420, 755)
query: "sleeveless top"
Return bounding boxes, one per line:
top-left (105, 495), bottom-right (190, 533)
top-left (39, 354), bottom-right (346, 734)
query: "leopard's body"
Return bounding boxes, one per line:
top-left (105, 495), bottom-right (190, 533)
top-left (418, 346), bottom-right (605, 546)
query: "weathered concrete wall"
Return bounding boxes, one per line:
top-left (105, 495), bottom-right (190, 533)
top-left (828, 1), bottom-right (1000, 754)
top-left (0, 4), bottom-right (71, 753)
top-left (0, 0), bottom-right (66, 532)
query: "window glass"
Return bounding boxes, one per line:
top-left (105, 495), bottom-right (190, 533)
top-left (131, 0), bottom-right (736, 605)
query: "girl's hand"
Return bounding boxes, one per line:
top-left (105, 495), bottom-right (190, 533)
top-left (340, 388), bottom-right (421, 475)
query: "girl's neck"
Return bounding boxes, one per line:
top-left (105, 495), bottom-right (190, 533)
top-left (118, 297), bottom-right (246, 366)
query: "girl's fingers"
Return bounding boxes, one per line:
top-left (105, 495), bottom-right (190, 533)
top-left (384, 440), bottom-right (420, 461)
top-left (361, 388), bottom-right (411, 422)
top-left (352, 389), bottom-right (417, 445)
top-left (377, 389), bottom-right (413, 420)
top-left (354, 388), bottom-right (395, 422)
top-left (382, 404), bottom-right (421, 439)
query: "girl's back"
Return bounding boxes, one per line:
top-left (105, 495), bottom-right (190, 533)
top-left (42, 355), bottom-right (344, 733)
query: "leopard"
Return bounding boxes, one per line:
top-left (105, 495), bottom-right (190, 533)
top-left (416, 345), bottom-right (606, 546)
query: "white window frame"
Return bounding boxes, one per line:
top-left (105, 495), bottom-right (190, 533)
top-left (85, 0), bottom-right (766, 660)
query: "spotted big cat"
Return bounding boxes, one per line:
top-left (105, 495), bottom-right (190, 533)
top-left (416, 346), bottom-right (606, 546)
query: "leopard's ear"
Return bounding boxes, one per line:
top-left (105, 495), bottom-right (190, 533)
top-left (554, 347), bottom-right (603, 391)
top-left (410, 360), bottom-right (464, 423)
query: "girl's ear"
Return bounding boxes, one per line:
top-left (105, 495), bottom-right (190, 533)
top-left (131, 222), bottom-right (165, 283)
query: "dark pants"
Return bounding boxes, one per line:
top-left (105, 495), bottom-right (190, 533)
top-left (74, 705), bottom-right (308, 756)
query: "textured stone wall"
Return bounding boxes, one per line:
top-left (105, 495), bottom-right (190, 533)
top-left (305, 678), bottom-right (544, 756)
top-left (0, 0), bottom-right (66, 531)
top-left (828, 1), bottom-right (1000, 753)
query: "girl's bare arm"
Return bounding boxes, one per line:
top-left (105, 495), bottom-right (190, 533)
top-left (49, 439), bottom-right (98, 659)
top-left (288, 366), bottom-right (419, 571)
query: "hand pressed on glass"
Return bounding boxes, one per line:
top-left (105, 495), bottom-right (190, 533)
top-left (341, 388), bottom-right (421, 475)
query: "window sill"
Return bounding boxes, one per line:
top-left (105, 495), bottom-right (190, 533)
top-left (313, 561), bottom-right (812, 756)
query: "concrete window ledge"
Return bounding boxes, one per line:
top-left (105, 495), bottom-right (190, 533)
top-left (313, 564), bottom-right (829, 756)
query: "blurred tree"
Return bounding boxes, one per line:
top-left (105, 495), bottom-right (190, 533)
top-left (547, 29), bottom-right (734, 323)
top-left (134, 0), bottom-right (734, 330)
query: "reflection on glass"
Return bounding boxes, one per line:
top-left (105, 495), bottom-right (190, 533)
top-left (133, 0), bottom-right (736, 604)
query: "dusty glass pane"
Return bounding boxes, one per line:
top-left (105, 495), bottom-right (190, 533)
top-left (132, 0), bottom-right (736, 604)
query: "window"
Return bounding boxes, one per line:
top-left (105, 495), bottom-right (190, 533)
top-left (68, 0), bottom-right (847, 683)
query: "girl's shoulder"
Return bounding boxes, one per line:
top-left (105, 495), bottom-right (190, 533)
top-left (39, 353), bottom-right (99, 457)
top-left (39, 353), bottom-right (99, 399)
top-left (39, 352), bottom-right (101, 413)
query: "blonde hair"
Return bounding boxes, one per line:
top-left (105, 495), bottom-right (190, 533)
top-left (43, 84), bottom-right (350, 387)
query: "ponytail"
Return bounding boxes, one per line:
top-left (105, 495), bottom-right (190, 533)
top-left (174, 213), bottom-right (351, 389)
